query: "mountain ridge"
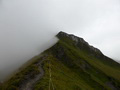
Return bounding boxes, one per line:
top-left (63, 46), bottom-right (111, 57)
top-left (1, 31), bottom-right (120, 90)
top-left (57, 31), bottom-right (103, 54)
top-left (57, 31), bottom-right (120, 67)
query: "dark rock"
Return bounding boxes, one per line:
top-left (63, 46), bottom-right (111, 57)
top-left (57, 31), bottom-right (103, 56)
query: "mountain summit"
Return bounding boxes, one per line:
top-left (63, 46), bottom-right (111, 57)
top-left (1, 31), bottom-right (120, 90)
top-left (57, 31), bottom-right (103, 54)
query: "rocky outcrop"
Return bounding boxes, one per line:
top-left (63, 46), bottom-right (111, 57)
top-left (57, 31), bottom-right (103, 56)
top-left (57, 31), bottom-right (120, 68)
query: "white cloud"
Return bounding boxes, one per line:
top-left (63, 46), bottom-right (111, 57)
top-left (0, 0), bottom-right (120, 81)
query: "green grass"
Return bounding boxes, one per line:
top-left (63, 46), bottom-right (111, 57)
top-left (57, 36), bottom-right (120, 81)
top-left (48, 36), bottom-right (120, 89)
top-left (1, 32), bottom-right (120, 90)
top-left (34, 54), bottom-right (93, 90)
top-left (1, 54), bottom-right (44, 90)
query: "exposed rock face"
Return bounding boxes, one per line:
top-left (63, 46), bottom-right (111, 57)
top-left (57, 31), bottom-right (120, 67)
top-left (57, 31), bottom-right (103, 56)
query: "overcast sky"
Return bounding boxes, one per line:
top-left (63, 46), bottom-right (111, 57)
top-left (0, 0), bottom-right (120, 81)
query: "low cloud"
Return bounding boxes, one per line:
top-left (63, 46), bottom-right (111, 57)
top-left (0, 0), bottom-right (120, 81)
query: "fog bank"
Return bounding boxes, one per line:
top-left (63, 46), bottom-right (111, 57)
top-left (0, 0), bottom-right (120, 81)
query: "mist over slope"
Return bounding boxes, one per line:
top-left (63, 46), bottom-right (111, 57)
top-left (0, 0), bottom-right (120, 82)
top-left (0, 37), bottom-right (58, 81)
top-left (1, 32), bottom-right (120, 90)
top-left (0, 0), bottom-right (59, 81)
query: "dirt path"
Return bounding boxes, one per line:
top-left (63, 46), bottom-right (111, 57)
top-left (19, 55), bottom-right (47, 90)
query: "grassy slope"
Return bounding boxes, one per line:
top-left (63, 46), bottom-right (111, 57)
top-left (1, 54), bottom-right (44, 90)
top-left (34, 53), bottom-right (93, 90)
top-left (1, 33), bottom-right (120, 90)
top-left (34, 36), bottom-right (120, 89)
top-left (57, 36), bottom-right (120, 81)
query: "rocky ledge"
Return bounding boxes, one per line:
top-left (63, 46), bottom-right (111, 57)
top-left (57, 31), bottom-right (103, 55)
